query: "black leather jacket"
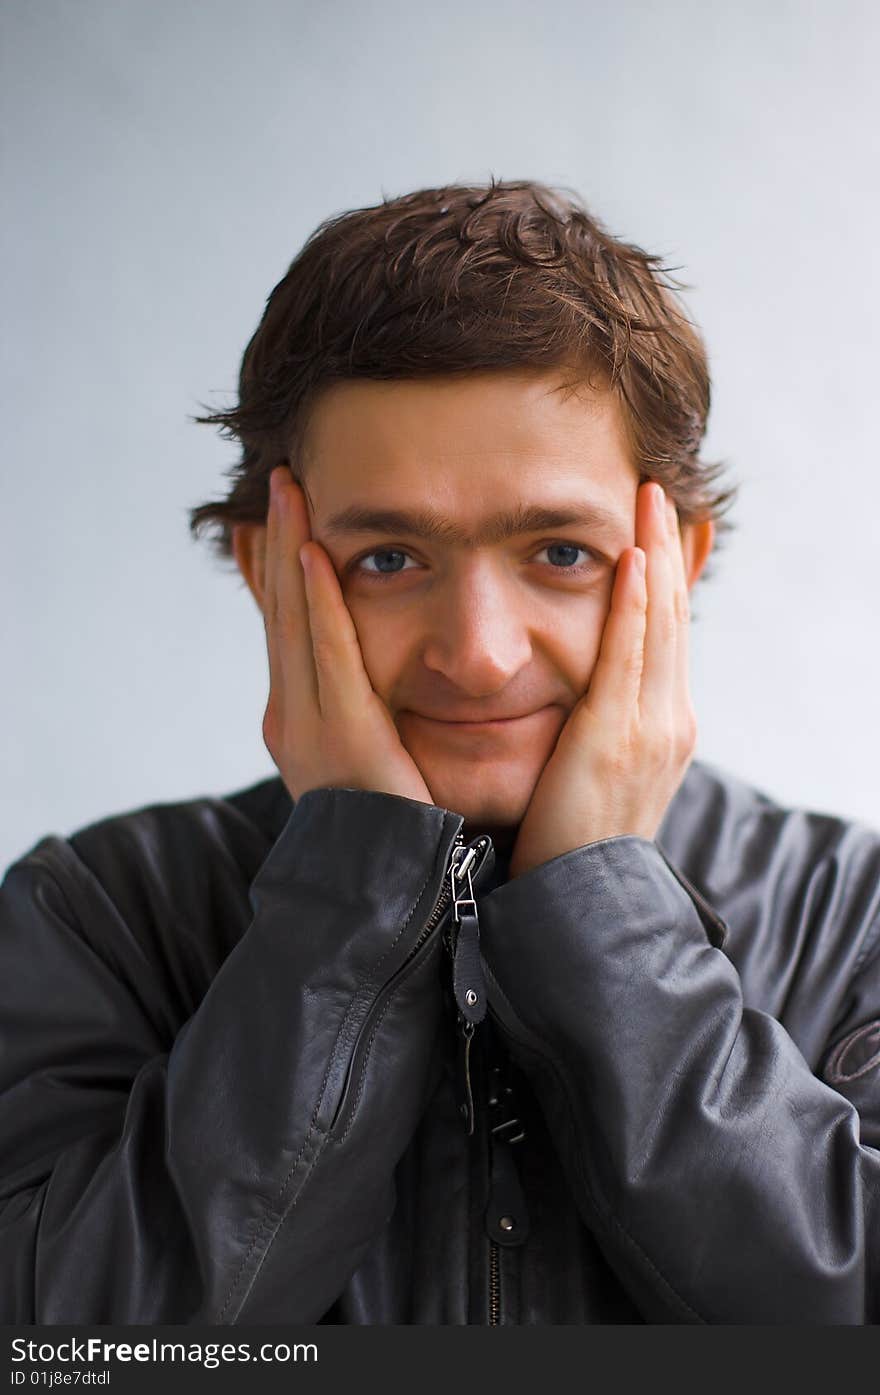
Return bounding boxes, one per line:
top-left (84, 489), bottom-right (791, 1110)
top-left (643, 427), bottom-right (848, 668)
top-left (2, 757), bottom-right (880, 1324)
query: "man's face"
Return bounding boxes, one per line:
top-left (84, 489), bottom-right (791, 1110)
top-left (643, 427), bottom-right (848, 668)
top-left (298, 368), bottom-right (645, 845)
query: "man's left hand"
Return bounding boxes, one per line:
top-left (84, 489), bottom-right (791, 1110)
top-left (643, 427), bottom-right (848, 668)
top-left (508, 481), bottom-right (696, 880)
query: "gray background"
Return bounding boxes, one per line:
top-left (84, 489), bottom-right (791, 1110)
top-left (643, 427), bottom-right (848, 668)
top-left (3, 0), bottom-right (879, 870)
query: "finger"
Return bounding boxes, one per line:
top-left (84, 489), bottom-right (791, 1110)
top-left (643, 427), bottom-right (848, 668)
top-left (299, 540), bottom-right (375, 719)
top-left (266, 466), bottom-right (318, 710)
top-left (636, 482), bottom-right (677, 718)
top-left (581, 546), bottom-right (647, 728)
top-left (665, 496), bottom-right (692, 711)
top-left (262, 466), bottom-right (286, 703)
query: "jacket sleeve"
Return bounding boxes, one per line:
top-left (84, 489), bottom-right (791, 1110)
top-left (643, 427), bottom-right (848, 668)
top-left (478, 835), bottom-right (880, 1324)
top-left (0, 787), bottom-right (464, 1324)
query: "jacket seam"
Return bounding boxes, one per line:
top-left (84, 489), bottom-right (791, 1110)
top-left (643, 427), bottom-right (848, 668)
top-left (216, 1112), bottom-right (328, 1323)
top-left (221, 1122), bottom-right (328, 1324)
top-left (336, 939), bottom-right (442, 1146)
top-left (850, 908), bottom-right (880, 979)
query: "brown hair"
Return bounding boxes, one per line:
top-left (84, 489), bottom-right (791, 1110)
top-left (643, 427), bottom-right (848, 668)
top-left (188, 178), bottom-right (735, 568)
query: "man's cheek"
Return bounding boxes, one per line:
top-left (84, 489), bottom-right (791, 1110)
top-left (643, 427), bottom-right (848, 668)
top-left (346, 608), bottom-right (403, 705)
top-left (548, 632), bottom-right (605, 707)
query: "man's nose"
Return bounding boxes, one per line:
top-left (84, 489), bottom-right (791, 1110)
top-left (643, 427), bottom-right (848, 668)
top-left (419, 562), bottom-right (533, 696)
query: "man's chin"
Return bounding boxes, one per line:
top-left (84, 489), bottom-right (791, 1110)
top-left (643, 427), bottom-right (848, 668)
top-left (416, 765), bottom-right (535, 847)
top-left (395, 709), bottom-right (562, 837)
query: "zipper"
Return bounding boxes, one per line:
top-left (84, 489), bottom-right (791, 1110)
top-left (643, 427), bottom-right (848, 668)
top-left (439, 855), bottom-right (527, 1328)
top-left (489, 1243), bottom-right (500, 1326)
top-left (419, 829), bottom-right (466, 940)
top-left (329, 828), bottom-right (490, 1136)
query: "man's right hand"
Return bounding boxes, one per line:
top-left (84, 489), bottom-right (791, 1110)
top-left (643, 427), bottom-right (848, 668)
top-left (261, 465), bottom-right (435, 806)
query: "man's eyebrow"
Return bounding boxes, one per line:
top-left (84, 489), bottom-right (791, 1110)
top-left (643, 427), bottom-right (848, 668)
top-left (321, 502), bottom-right (627, 546)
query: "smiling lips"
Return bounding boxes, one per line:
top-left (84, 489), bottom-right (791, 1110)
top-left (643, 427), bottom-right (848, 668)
top-left (408, 706), bottom-right (552, 730)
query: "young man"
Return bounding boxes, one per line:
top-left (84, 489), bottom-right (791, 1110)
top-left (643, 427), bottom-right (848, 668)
top-left (2, 180), bottom-right (879, 1325)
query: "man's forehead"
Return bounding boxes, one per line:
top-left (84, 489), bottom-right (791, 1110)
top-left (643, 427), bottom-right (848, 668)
top-left (299, 372), bottom-right (639, 543)
top-left (301, 368), bottom-right (634, 468)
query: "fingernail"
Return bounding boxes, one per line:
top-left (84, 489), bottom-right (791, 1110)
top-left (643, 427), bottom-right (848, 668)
top-left (654, 484), bottom-right (666, 520)
top-left (298, 544), bottom-right (310, 576)
top-left (633, 547), bottom-right (646, 578)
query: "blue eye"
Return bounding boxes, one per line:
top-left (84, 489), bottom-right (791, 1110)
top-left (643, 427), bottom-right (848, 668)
top-left (540, 543), bottom-right (587, 568)
top-left (356, 549), bottom-right (417, 575)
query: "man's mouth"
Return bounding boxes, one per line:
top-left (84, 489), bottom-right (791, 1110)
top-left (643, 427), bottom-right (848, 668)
top-left (405, 706), bottom-right (553, 731)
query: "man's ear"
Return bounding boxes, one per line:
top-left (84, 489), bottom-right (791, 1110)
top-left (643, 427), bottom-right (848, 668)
top-left (680, 518), bottom-right (715, 590)
top-left (231, 523), bottom-right (268, 614)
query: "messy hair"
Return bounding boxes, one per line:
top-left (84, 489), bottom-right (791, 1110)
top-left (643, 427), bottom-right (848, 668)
top-left (188, 178), bottom-right (735, 566)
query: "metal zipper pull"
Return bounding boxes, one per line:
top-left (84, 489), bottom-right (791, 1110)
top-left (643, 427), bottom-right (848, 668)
top-left (451, 846), bottom-right (487, 1028)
